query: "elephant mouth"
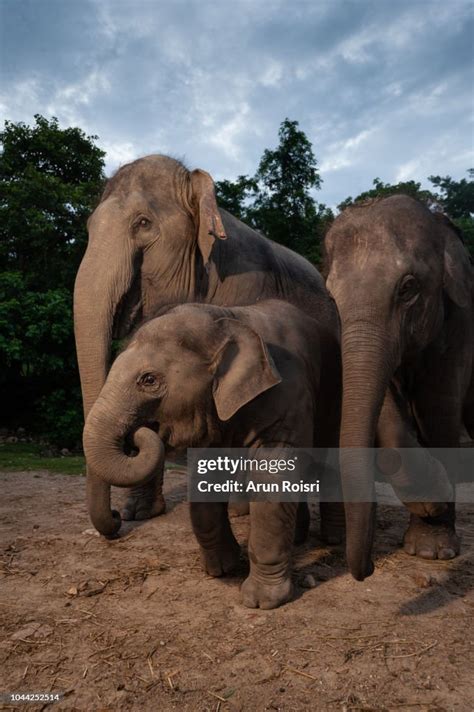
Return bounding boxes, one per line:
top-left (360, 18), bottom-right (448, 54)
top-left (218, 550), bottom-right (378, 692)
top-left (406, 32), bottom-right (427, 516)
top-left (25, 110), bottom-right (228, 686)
top-left (123, 421), bottom-right (162, 456)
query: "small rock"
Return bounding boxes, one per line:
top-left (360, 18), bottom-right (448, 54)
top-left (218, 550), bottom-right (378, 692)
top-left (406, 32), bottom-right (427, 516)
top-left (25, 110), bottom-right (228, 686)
top-left (82, 528), bottom-right (100, 537)
top-left (76, 580), bottom-right (107, 597)
top-left (60, 448), bottom-right (70, 456)
top-left (7, 436), bottom-right (18, 444)
top-left (67, 586), bottom-right (78, 597)
top-left (35, 624), bottom-right (53, 638)
top-left (11, 622), bottom-right (41, 640)
top-left (412, 572), bottom-right (433, 588)
top-left (301, 574), bottom-right (317, 589)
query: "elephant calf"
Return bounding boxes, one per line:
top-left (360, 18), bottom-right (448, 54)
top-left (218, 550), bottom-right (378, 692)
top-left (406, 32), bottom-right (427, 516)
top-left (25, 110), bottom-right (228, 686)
top-left (83, 299), bottom-right (340, 609)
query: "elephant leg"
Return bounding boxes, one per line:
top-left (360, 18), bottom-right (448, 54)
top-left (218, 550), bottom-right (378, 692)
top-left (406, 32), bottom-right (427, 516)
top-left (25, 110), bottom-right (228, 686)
top-left (294, 501), bottom-right (310, 545)
top-left (122, 463), bottom-right (166, 521)
top-left (318, 460), bottom-right (345, 544)
top-left (240, 502), bottom-right (296, 610)
top-left (190, 502), bottom-right (240, 577)
top-left (377, 385), bottom-right (452, 516)
top-left (464, 379), bottom-right (474, 441)
top-left (320, 502), bottom-right (345, 544)
top-left (377, 384), bottom-right (459, 559)
top-left (406, 402), bottom-right (462, 560)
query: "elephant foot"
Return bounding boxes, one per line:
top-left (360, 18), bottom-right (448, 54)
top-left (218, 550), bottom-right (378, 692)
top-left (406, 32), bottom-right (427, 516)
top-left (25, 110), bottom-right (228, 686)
top-left (200, 537), bottom-right (241, 577)
top-left (122, 483), bottom-right (166, 521)
top-left (228, 501), bottom-right (250, 517)
top-left (240, 575), bottom-right (293, 610)
top-left (403, 501), bottom-right (447, 518)
top-left (403, 512), bottom-right (460, 560)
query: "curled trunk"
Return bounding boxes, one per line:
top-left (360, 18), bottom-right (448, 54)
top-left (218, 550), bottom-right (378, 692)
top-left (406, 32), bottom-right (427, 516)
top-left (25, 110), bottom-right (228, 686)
top-left (83, 415), bottom-right (166, 489)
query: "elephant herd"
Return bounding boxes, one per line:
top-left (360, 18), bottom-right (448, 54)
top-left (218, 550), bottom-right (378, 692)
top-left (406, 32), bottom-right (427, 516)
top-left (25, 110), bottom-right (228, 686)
top-left (74, 154), bottom-right (474, 609)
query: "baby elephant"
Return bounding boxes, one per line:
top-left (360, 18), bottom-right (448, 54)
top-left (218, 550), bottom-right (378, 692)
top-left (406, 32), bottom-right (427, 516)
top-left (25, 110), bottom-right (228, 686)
top-left (83, 300), bottom-right (340, 609)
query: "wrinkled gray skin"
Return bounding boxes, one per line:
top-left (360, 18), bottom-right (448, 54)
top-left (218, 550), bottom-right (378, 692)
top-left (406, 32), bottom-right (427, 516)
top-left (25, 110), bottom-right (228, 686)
top-left (83, 300), bottom-right (333, 609)
top-left (74, 155), bottom-right (340, 538)
top-left (325, 195), bottom-right (474, 581)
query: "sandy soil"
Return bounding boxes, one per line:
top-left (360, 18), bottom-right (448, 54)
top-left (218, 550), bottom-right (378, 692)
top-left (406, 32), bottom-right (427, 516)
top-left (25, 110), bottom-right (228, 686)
top-left (1, 469), bottom-right (473, 712)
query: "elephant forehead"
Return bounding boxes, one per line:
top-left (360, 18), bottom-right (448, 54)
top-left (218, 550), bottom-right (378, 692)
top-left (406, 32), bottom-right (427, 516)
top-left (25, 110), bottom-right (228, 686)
top-left (114, 342), bottom-right (199, 381)
top-left (328, 239), bottom-right (407, 282)
top-left (138, 309), bottom-right (219, 343)
top-left (102, 155), bottom-right (185, 202)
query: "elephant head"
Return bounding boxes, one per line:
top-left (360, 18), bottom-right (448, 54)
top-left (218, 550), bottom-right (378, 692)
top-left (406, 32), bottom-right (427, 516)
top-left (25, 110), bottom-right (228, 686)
top-left (324, 195), bottom-right (472, 580)
top-left (74, 156), bottom-right (227, 534)
top-left (83, 305), bottom-right (281, 502)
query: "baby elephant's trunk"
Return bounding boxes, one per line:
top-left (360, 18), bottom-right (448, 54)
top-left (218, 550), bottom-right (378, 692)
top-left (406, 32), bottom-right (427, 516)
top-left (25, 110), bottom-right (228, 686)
top-left (83, 397), bottom-right (165, 488)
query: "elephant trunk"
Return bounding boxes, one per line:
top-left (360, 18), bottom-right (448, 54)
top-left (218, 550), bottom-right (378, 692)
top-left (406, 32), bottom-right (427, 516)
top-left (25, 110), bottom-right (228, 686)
top-left (83, 395), bottom-right (165, 490)
top-left (339, 319), bottom-right (396, 580)
top-left (74, 207), bottom-right (138, 535)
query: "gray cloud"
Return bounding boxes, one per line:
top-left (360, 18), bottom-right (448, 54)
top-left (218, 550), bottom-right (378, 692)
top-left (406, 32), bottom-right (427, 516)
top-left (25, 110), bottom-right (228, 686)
top-left (0, 0), bottom-right (472, 208)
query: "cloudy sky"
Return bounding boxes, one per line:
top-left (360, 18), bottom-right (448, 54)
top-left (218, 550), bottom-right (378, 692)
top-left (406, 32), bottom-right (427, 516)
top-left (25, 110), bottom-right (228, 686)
top-left (0, 0), bottom-right (472, 207)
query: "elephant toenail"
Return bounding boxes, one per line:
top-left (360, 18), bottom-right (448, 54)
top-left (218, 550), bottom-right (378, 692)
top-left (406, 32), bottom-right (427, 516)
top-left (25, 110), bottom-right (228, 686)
top-left (438, 548), bottom-right (455, 559)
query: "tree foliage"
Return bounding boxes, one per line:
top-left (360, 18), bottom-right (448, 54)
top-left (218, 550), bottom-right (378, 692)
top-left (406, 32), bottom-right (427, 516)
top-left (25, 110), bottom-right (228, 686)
top-left (216, 119), bottom-right (332, 263)
top-left (337, 177), bottom-right (437, 212)
top-left (428, 170), bottom-right (474, 219)
top-left (0, 116), bottom-right (105, 445)
top-left (214, 175), bottom-right (257, 221)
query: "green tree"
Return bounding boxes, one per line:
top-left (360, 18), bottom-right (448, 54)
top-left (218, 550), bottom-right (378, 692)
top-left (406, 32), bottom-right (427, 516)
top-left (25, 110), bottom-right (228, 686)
top-left (428, 171), bottom-right (474, 257)
top-left (214, 175), bottom-right (257, 221)
top-left (248, 119), bottom-right (330, 261)
top-left (337, 177), bottom-right (437, 212)
top-left (0, 115), bottom-right (105, 290)
top-left (250, 119), bottom-right (321, 253)
top-left (0, 115), bottom-right (106, 445)
top-left (213, 120), bottom-right (331, 264)
top-left (428, 170), bottom-right (474, 218)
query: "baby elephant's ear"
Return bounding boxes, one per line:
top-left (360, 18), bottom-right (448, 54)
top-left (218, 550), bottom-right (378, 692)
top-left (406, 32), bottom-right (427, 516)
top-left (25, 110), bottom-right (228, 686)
top-left (190, 169), bottom-right (227, 267)
top-left (212, 318), bottom-right (282, 422)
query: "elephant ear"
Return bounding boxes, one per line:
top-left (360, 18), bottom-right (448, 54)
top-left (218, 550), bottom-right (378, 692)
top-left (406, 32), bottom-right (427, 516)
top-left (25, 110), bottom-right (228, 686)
top-left (212, 318), bottom-right (282, 422)
top-left (442, 224), bottom-right (471, 308)
top-left (190, 169), bottom-right (227, 267)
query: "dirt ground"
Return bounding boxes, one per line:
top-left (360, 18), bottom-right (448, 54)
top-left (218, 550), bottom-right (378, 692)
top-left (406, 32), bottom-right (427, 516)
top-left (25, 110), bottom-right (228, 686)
top-left (1, 469), bottom-right (473, 712)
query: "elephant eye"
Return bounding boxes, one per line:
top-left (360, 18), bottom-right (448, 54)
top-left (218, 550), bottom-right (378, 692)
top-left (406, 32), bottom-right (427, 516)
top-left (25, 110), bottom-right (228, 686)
top-left (138, 372), bottom-right (158, 387)
top-left (134, 216), bottom-right (151, 230)
top-left (398, 275), bottom-right (420, 304)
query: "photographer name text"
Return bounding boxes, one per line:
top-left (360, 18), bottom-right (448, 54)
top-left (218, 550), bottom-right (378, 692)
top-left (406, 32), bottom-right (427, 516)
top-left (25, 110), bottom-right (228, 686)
top-left (196, 479), bottom-right (320, 493)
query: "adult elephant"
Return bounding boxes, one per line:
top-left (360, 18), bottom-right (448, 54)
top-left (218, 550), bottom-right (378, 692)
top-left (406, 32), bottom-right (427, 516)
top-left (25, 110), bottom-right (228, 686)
top-left (74, 155), bottom-right (340, 538)
top-left (325, 195), bottom-right (474, 581)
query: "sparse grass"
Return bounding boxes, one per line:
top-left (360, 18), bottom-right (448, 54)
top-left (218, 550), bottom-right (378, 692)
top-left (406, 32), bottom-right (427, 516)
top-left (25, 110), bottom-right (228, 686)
top-left (0, 442), bottom-right (86, 475)
top-left (0, 441), bottom-right (187, 476)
